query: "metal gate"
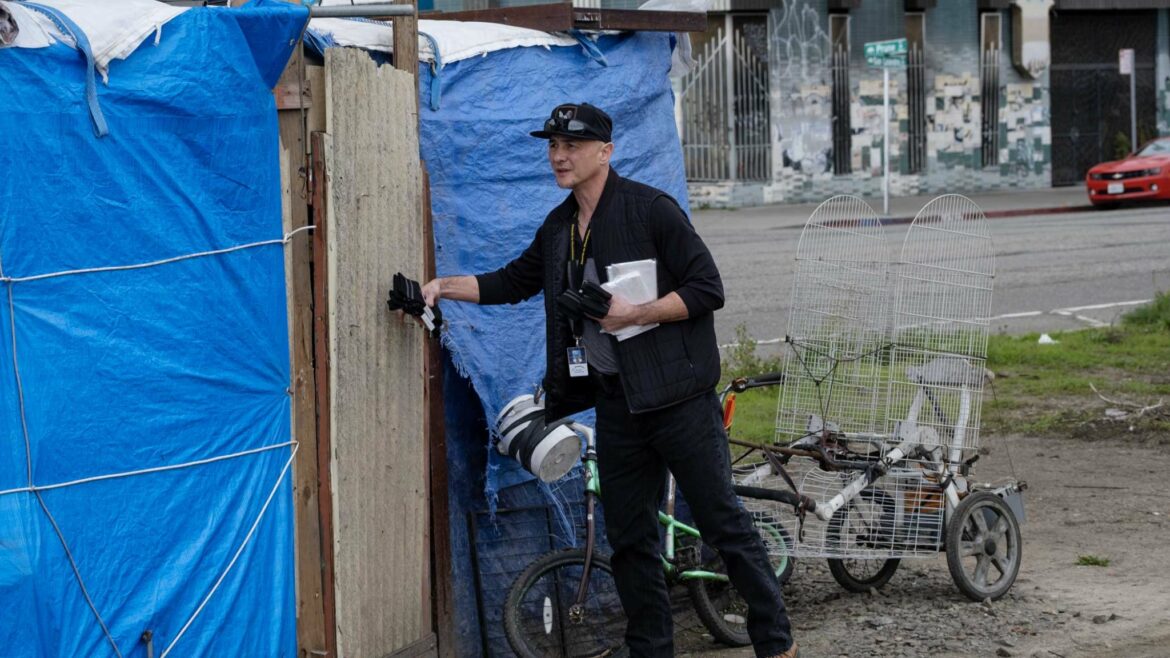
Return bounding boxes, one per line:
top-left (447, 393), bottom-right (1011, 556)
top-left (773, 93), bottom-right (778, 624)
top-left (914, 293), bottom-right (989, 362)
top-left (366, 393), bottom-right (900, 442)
top-left (1050, 10), bottom-right (1158, 186)
top-left (678, 17), bottom-right (771, 181)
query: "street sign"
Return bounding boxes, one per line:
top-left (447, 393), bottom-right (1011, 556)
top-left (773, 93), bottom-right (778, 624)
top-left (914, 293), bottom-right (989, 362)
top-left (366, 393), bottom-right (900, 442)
top-left (864, 38), bottom-right (908, 68)
top-left (1119, 48), bottom-right (1134, 75)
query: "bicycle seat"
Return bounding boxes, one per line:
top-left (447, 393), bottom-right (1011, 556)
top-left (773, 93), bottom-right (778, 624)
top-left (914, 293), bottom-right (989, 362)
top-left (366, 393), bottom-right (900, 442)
top-left (906, 356), bottom-right (984, 387)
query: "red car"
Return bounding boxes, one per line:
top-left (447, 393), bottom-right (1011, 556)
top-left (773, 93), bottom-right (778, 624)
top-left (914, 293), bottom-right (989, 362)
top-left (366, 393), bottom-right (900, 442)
top-left (1086, 137), bottom-right (1170, 208)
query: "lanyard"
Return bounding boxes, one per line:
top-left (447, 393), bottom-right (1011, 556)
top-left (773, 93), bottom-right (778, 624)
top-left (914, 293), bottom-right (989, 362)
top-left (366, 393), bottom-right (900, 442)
top-left (570, 224), bottom-right (591, 268)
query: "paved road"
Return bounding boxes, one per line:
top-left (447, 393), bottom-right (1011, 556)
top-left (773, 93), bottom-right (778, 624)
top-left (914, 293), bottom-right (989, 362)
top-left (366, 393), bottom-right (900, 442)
top-left (693, 202), bottom-right (1170, 353)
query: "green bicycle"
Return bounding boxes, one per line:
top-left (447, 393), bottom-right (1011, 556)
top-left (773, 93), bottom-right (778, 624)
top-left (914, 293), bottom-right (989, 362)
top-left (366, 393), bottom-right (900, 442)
top-left (502, 374), bottom-right (801, 658)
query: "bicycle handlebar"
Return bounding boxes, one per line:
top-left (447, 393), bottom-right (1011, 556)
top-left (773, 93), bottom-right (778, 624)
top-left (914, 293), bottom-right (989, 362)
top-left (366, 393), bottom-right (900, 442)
top-left (728, 371), bottom-right (785, 393)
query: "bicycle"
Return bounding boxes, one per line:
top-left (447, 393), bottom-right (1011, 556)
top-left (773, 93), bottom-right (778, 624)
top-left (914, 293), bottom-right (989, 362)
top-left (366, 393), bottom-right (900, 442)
top-left (502, 375), bottom-right (803, 658)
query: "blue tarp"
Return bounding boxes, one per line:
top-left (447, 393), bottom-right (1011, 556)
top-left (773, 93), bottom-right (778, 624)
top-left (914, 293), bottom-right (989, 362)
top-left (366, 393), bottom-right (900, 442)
top-left (418, 30), bottom-right (690, 495)
top-left (416, 32), bottom-right (689, 656)
top-left (0, 3), bottom-right (307, 656)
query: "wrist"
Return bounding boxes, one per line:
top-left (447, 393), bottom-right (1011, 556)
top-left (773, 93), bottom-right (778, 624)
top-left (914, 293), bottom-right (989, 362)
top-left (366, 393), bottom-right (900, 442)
top-left (630, 302), bottom-right (648, 325)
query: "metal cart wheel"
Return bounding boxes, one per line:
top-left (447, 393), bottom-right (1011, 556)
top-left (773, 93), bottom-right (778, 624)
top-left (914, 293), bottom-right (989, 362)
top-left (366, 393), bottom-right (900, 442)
top-left (826, 489), bottom-right (901, 592)
top-left (945, 491), bottom-right (1022, 601)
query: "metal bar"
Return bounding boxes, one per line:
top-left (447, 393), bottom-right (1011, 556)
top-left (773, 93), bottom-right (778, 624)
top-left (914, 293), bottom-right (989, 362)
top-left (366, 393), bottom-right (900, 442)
top-left (724, 15), bottom-right (736, 181)
top-left (883, 66), bottom-right (890, 215)
top-left (310, 3), bottom-right (415, 18)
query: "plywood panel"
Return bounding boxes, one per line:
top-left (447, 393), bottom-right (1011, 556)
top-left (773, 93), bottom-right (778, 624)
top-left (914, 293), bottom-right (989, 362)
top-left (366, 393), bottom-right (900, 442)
top-left (277, 54), bottom-right (329, 657)
top-left (323, 48), bottom-right (428, 657)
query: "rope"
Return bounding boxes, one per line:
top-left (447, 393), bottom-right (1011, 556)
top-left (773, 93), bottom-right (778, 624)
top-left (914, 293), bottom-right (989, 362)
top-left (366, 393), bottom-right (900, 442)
top-left (0, 440), bottom-right (296, 498)
top-left (5, 281), bottom-right (34, 487)
top-left (0, 223), bottom-right (311, 651)
top-left (0, 225), bottom-right (315, 284)
top-left (159, 442), bottom-right (299, 658)
top-left (34, 490), bottom-right (124, 657)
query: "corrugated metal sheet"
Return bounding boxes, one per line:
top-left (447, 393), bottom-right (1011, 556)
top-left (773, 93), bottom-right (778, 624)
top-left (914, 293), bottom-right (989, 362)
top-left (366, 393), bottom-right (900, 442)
top-left (323, 47), bottom-right (430, 657)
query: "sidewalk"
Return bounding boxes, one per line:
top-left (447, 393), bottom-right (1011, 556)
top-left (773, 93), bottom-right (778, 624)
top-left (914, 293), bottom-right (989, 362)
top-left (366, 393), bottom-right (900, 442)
top-left (692, 186), bottom-right (1093, 230)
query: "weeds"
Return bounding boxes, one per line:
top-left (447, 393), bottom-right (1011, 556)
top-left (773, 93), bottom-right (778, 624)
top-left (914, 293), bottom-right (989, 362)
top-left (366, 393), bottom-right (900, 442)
top-left (722, 323), bottom-right (782, 380)
top-left (1122, 291), bottom-right (1170, 331)
top-left (1076, 555), bottom-right (1111, 567)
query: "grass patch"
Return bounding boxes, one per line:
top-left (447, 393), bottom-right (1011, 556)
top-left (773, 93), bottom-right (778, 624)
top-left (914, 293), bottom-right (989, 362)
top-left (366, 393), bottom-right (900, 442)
top-left (722, 297), bottom-right (1170, 443)
top-left (1076, 555), bottom-right (1111, 567)
top-left (1122, 291), bottom-right (1170, 331)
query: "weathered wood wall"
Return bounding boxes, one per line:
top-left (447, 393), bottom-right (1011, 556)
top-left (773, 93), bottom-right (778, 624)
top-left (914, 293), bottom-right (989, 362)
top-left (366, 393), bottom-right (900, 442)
top-left (277, 54), bottom-right (330, 657)
top-left (323, 48), bottom-right (429, 657)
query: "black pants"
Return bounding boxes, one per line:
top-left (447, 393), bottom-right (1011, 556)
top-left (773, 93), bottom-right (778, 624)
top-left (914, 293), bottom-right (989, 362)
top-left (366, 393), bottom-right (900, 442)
top-left (594, 380), bottom-right (794, 658)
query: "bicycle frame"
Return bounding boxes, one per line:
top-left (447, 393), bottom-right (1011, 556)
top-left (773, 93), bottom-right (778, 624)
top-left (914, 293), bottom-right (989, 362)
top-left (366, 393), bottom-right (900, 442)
top-left (563, 421), bottom-right (734, 617)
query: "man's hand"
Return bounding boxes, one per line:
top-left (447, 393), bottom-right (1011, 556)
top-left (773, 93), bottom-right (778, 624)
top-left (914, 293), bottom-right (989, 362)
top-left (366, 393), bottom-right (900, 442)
top-left (594, 294), bottom-right (642, 333)
top-left (422, 278), bottom-right (443, 307)
top-left (593, 291), bottom-right (690, 333)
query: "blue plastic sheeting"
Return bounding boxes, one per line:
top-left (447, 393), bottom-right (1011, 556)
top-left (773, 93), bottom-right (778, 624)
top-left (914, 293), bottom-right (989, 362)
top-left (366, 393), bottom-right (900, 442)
top-left (418, 31), bottom-right (690, 495)
top-left (0, 3), bottom-right (307, 656)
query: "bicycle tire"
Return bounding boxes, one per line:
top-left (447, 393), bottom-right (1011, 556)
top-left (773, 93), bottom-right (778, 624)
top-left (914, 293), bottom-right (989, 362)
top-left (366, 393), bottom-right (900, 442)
top-left (503, 549), bottom-right (627, 658)
top-left (686, 515), bottom-right (795, 647)
top-left (826, 489), bottom-right (901, 592)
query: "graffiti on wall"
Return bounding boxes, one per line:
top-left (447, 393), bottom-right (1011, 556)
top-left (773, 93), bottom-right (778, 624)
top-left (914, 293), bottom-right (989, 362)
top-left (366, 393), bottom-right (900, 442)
top-left (1004, 83), bottom-right (1049, 176)
top-left (928, 74), bottom-right (979, 162)
top-left (769, 0), bottom-right (833, 177)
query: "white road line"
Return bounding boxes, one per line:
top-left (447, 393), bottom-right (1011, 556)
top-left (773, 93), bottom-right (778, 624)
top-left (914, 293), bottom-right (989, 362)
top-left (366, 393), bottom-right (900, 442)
top-left (1054, 299), bottom-right (1151, 313)
top-left (720, 298), bottom-right (1153, 347)
top-left (992, 311), bottom-right (1043, 319)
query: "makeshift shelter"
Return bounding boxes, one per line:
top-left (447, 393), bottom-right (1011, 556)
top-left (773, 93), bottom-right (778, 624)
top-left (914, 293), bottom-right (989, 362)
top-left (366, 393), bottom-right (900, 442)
top-left (0, 1), bottom-right (307, 655)
top-left (307, 17), bottom-right (691, 655)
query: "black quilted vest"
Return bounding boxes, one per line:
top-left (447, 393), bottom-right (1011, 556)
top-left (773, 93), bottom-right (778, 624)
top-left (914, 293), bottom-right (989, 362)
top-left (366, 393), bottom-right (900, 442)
top-left (540, 171), bottom-right (721, 420)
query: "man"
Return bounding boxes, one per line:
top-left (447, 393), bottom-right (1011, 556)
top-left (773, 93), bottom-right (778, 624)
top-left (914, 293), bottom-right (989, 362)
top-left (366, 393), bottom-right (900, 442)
top-left (421, 103), bottom-right (797, 658)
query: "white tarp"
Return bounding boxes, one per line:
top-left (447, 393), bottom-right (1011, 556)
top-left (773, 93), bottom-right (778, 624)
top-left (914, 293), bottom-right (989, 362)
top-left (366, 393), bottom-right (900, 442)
top-left (0, 0), bottom-right (185, 76)
top-left (308, 16), bottom-right (578, 65)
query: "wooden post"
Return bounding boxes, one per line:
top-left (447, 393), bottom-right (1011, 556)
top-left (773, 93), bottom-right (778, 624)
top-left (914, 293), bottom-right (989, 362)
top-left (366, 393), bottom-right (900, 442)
top-left (310, 130), bottom-right (339, 658)
top-left (393, 0), bottom-right (420, 78)
top-left (276, 48), bottom-right (332, 658)
top-left (422, 164), bottom-right (456, 657)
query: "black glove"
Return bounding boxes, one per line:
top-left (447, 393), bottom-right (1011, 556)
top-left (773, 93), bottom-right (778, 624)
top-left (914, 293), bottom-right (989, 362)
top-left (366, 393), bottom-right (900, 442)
top-left (556, 280), bottom-right (612, 322)
top-left (387, 272), bottom-right (442, 337)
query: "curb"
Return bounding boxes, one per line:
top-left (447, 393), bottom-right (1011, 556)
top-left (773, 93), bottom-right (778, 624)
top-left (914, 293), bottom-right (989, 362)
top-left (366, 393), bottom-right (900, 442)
top-left (882, 203), bottom-right (1096, 225)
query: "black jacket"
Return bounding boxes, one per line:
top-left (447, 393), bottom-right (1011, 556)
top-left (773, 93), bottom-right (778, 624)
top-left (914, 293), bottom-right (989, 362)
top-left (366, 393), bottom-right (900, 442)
top-left (476, 169), bottom-right (725, 419)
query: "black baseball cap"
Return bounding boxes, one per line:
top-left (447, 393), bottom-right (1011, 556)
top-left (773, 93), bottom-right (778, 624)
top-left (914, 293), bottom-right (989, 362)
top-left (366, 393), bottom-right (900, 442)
top-left (530, 103), bottom-right (613, 142)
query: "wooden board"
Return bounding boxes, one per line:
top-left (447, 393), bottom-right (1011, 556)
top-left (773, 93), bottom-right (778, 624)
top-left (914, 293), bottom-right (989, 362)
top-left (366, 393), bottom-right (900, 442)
top-left (277, 54), bottom-right (329, 658)
top-left (323, 47), bottom-right (429, 657)
top-left (423, 2), bottom-right (707, 32)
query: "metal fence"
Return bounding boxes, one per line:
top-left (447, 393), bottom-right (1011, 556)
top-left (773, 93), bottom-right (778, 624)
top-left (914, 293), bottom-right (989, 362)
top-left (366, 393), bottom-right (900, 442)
top-left (907, 46), bottom-right (927, 174)
top-left (829, 46), bottom-right (852, 175)
top-left (980, 47), bottom-right (1001, 168)
top-left (678, 25), bottom-right (771, 181)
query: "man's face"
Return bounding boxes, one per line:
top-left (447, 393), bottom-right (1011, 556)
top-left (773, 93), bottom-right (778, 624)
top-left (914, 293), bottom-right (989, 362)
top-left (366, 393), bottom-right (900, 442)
top-left (548, 135), bottom-right (612, 189)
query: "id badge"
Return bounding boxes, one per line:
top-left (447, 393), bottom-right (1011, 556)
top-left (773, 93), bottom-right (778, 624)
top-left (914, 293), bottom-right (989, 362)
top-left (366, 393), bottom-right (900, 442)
top-left (567, 346), bottom-right (589, 377)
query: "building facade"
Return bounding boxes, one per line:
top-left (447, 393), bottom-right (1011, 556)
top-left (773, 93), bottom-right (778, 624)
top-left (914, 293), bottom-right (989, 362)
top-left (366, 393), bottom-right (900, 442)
top-left (682, 0), bottom-right (1170, 206)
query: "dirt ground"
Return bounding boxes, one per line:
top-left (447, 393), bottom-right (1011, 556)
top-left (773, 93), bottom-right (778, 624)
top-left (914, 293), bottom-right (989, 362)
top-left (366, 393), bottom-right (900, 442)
top-left (678, 432), bottom-right (1170, 658)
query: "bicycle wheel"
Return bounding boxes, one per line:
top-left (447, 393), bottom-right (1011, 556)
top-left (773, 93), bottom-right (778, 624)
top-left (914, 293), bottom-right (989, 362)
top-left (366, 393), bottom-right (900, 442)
top-left (686, 518), bottom-right (795, 647)
top-left (945, 491), bottom-right (1021, 601)
top-left (826, 489), bottom-right (901, 592)
top-left (503, 549), bottom-right (627, 658)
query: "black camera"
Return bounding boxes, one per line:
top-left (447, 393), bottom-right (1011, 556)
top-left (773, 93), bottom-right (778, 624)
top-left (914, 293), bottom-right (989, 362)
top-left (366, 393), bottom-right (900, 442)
top-left (556, 280), bottom-right (612, 322)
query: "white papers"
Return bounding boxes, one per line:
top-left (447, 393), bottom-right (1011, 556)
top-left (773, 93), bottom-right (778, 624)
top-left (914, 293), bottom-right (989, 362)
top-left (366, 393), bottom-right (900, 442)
top-left (602, 259), bottom-right (659, 342)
